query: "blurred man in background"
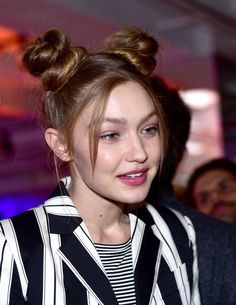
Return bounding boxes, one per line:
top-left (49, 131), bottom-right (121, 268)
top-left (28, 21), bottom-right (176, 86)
top-left (186, 158), bottom-right (236, 223)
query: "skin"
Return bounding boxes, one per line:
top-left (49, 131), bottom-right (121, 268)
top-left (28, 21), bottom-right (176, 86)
top-left (45, 81), bottom-right (161, 243)
top-left (193, 169), bottom-right (236, 223)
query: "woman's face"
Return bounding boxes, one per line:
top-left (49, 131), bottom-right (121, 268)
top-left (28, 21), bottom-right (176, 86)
top-left (70, 81), bottom-right (161, 206)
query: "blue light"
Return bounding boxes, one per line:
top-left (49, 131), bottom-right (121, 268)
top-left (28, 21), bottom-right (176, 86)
top-left (0, 194), bottom-right (48, 220)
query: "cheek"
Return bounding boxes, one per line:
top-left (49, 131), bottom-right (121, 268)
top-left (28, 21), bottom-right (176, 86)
top-left (148, 139), bottom-right (161, 162)
top-left (75, 155), bottom-right (92, 176)
top-left (72, 142), bottom-right (93, 172)
top-left (153, 145), bottom-right (161, 160)
top-left (196, 203), bottom-right (211, 213)
top-left (95, 148), bottom-right (120, 170)
top-left (223, 193), bottom-right (236, 200)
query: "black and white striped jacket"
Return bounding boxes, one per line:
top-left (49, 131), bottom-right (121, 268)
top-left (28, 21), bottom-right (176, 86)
top-left (0, 179), bottom-right (201, 305)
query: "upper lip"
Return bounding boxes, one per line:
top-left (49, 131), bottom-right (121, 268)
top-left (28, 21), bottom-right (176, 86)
top-left (118, 168), bottom-right (148, 177)
top-left (215, 201), bottom-right (235, 208)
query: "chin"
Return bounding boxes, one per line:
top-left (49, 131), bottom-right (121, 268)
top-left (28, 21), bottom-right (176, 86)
top-left (120, 191), bottom-right (149, 205)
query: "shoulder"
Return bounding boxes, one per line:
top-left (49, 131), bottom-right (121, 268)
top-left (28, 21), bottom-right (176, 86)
top-left (0, 205), bottom-right (46, 242)
top-left (159, 193), bottom-right (236, 247)
top-left (138, 203), bottom-right (196, 260)
top-left (0, 205), bottom-right (50, 274)
top-left (140, 203), bottom-right (200, 301)
top-left (147, 203), bottom-right (195, 241)
top-left (170, 198), bottom-right (236, 246)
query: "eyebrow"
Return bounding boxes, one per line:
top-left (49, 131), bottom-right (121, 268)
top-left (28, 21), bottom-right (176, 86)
top-left (103, 110), bottom-right (158, 125)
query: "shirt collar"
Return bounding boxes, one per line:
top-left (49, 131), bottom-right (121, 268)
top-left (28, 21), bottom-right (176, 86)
top-left (44, 177), bottom-right (82, 234)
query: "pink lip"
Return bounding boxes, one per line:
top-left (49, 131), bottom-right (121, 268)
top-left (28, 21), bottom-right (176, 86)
top-left (213, 202), bottom-right (234, 215)
top-left (117, 169), bottom-right (148, 186)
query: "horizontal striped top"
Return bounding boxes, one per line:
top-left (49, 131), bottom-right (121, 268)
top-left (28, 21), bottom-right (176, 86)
top-left (95, 238), bottom-right (136, 305)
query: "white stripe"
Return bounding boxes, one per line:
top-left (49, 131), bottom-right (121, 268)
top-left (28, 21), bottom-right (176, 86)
top-left (147, 205), bottom-right (182, 268)
top-left (175, 263), bottom-right (191, 304)
top-left (0, 238), bottom-right (14, 305)
top-left (147, 204), bottom-right (191, 305)
top-left (73, 225), bottom-right (105, 271)
top-left (148, 243), bottom-right (162, 305)
top-left (34, 207), bottom-right (55, 305)
top-left (169, 209), bottom-right (196, 245)
top-left (87, 291), bottom-right (99, 305)
top-left (57, 250), bottom-right (104, 305)
top-left (50, 234), bottom-right (66, 305)
top-left (0, 220), bottom-right (28, 298)
top-left (96, 241), bottom-right (136, 304)
top-left (44, 197), bottom-right (79, 216)
top-left (129, 215), bottom-right (145, 268)
top-left (169, 210), bottom-right (201, 305)
top-left (151, 283), bottom-right (165, 305)
top-left (184, 218), bottom-right (201, 305)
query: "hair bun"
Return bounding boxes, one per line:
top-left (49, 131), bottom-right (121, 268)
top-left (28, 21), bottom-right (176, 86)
top-left (103, 27), bottom-right (159, 76)
top-left (23, 29), bottom-right (86, 91)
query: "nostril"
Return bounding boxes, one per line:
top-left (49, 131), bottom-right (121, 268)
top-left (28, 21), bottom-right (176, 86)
top-left (125, 137), bottom-right (148, 162)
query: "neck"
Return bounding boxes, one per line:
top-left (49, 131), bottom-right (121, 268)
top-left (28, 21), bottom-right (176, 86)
top-left (68, 182), bottom-right (131, 244)
top-left (78, 204), bottom-right (130, 244)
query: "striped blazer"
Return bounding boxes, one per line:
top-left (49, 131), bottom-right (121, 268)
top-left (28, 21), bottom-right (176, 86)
top-left (0, 179), bottom-right (201, 305)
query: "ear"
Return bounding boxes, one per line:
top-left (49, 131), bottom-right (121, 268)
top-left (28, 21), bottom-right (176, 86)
top-left (45, 128), bottom-right (71, 162)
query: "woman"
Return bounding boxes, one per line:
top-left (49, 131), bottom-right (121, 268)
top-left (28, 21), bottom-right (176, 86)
top-left (0, 27), bottom-right (200, 305)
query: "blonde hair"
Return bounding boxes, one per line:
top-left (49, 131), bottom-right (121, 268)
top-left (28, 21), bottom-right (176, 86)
top-left (23, 27), bottom-right (168, 169)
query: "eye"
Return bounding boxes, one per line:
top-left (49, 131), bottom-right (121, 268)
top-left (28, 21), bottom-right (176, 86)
top-left (197, 192), bottom-right (211, 205)
top-left (142, 124), bottom-right (159, 136)
top-left (218, 180), bottom-right (234, 193)
top-left (100, 132), bottom-right (120, 142)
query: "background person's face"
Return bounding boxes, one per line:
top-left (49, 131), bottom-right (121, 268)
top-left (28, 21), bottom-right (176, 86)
top-left (193, 169), bottom-right (236, 223)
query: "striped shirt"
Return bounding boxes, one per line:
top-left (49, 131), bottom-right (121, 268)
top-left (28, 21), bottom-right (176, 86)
top-left (95, 238), bottom-right (136, 305)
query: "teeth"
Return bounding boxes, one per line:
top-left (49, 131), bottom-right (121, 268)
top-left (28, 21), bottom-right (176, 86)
top-left (126, 172), bottom-right (143, 178)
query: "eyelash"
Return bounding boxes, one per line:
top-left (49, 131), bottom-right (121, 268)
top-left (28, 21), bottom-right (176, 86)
top-left (100, 132), bottom-right (120, 142)
top-left (100, 124), bottom-right (158, 143)
top-left (142, 124), bottom-right (159, 136)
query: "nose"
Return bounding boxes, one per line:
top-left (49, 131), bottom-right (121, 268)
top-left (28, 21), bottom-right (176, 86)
top-left (125, 134), bottom-right (148, 163)
top-left (203, 191), bottom-right (222, 214)
top-left (209, 190), bottom-right (221, 203)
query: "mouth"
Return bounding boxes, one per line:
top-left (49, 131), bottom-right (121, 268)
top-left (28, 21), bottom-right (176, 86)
top-left (213, 201), bottom-right (235, 214)
top-left (117, 169), bottom-right (148, 186)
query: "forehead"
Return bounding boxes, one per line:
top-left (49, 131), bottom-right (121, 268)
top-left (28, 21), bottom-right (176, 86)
top-left (79, 81), bottom-right (156, 122)
top-left (194, 169), bottom-right (236, 192)
top-left (105, 81), bottom-right (156, 116)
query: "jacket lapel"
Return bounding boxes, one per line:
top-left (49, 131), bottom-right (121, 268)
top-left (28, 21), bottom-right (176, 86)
top-left (57, 224), bottom-right (118, 305)
top-left (46, 180), bottom-right (118, 305)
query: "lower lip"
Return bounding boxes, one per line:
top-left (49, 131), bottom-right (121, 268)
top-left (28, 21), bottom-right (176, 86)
top-left (118, 172), bottom-right (148, 186)
top-left (214, 203), bottom-right (232, 214)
